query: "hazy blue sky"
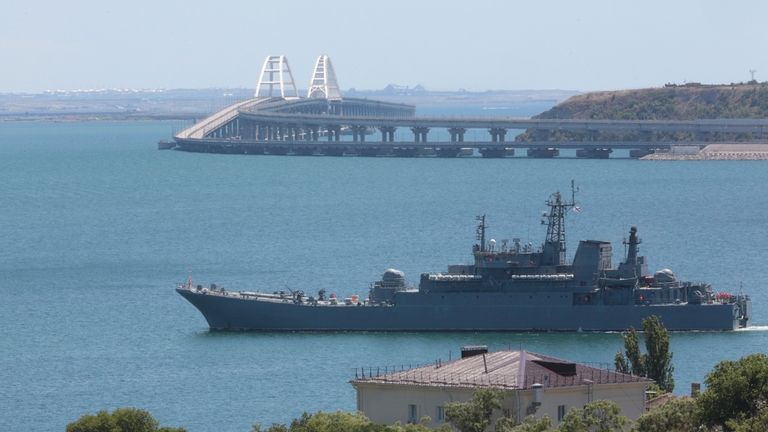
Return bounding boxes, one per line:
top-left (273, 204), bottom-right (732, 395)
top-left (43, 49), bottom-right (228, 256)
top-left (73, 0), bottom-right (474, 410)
top-left (2, 0), bottom-right (766, 93)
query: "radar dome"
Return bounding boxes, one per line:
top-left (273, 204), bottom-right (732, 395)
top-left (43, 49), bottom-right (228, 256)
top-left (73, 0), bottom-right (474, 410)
top-left (654, 268), bottom-right (676, 283)
top-left (382, 268), bottom-right (405, 282)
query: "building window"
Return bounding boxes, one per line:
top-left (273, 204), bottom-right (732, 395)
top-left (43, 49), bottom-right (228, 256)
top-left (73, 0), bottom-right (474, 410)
top-left (557, 405), bottom-right (567, 422)
top-left (408, 404), bottom-right (417, 423)
top-left (436, 406), bottom-right (445, 422)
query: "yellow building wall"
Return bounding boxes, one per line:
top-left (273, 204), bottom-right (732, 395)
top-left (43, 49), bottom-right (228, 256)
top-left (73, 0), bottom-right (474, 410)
top-left (354, 381), bottom-right (647, 429)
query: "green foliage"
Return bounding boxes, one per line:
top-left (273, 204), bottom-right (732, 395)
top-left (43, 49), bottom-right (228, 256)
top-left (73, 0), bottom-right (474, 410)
top-left (445, 388), bottom-right (504, 432)
top-left (558, 400), bottom-right (628, 432)
top-left (501, 415), bottom-right (552, 432)
top-left (516, 84), bottom-right (768, 143)
top-left (614, 316), bottom-right (674, 392)
top-left (727, 407), bottom-right (768, 432)
top-left (66, 408), bottom-right (185, 432)
top-left (615, 327), bottom-right (645, 376)
top-left (289, 411), bottom-right (370, 432)
top-left (613, 352), bottom-right (629, 376)
top-left (642, 316), bottom-right (674, 392)
top-left (632, 397), bottom-right (699, 432)
top-left (251, 411), bottom-right (443, 432)
top-left (697, 353), bottom-right (768, 431)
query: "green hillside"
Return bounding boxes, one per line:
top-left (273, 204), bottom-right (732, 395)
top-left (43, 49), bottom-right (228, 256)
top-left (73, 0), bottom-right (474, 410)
top-left (517, 83), bottom-right (768, 142)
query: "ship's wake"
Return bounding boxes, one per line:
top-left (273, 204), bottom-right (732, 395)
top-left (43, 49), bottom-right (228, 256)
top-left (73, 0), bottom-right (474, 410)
top-left (736, 325), bottom-right (768, 332)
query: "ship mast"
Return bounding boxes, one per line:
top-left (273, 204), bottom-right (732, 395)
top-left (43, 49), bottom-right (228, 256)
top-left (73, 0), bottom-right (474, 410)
top-left (542, 181), bottom-right (577, 266)
top-left (475, 215), bottom-right (487, 252)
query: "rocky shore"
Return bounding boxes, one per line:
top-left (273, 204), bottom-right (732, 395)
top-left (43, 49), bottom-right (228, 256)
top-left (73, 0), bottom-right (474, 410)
top-left (641, 144), bottom-right (768, 161)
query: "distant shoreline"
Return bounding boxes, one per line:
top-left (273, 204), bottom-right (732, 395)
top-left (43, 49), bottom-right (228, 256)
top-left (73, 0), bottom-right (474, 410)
top-left (0, 87), bottom-right (576, 123)
top-left (0, 113), bottom-right (200, 122)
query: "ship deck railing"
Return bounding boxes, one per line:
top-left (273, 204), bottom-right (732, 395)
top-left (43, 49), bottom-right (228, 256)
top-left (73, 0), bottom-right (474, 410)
top-left (179, 285), bottom-right (394, 306)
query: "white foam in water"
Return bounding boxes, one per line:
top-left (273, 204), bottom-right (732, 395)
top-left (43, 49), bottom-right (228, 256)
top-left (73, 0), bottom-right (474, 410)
top-left (736, 325), bottom-right (768, 332)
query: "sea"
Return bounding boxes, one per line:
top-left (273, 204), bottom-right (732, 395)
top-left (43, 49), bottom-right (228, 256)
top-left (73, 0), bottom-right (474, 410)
top-left (1, 102), bottom-right (767, 432)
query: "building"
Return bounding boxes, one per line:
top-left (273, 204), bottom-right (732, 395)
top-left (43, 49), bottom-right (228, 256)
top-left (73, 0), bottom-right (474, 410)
top-left (351, 346), bottom-right (650, 429)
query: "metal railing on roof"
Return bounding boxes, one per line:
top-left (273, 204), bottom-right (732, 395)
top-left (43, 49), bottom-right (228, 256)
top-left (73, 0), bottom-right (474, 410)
top-left (353, 365), bottom-right (646, 389)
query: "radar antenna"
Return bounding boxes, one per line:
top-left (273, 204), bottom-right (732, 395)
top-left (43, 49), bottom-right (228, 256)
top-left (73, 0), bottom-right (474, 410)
top-left (541, 181), bottom-right (577, 266)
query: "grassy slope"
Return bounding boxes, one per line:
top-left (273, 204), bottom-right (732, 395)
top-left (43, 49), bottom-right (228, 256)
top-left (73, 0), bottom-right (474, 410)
top-left (536, 84), bottom-right (768, 120)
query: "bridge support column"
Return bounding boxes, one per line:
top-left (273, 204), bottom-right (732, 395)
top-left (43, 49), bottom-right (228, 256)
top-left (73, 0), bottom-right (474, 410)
top-left (379, 126), bottom-right (396, 142)
top-left (448, 127), bottom-right (466, 142)
top-left (352, 126), bottom-right (367, 142)
top-left (489, 128), bottom-right (507, 143)
top-left (326, 125), bottom-right (341, 142)
top-left (411, 127), bottom-right (429, 143)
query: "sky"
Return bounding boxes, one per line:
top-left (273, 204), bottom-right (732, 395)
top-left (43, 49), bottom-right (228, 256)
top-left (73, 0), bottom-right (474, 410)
top-left (1, 0), bottom-right (767, 93)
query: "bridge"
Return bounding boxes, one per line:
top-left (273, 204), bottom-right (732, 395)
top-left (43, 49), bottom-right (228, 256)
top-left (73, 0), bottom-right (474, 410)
top-left (171, 55), bottom-right (768, 158)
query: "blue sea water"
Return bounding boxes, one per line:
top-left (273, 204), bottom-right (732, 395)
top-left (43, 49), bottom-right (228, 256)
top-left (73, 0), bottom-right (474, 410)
top-left (1, 112), bottom-right (768, 432)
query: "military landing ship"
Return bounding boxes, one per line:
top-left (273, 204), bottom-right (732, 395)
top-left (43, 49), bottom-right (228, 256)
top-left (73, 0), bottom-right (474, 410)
top-left (177, 184), bottom-right (751, 331)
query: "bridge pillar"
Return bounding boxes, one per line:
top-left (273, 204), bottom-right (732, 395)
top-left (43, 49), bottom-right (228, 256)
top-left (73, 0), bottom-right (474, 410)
top-left (379, 126), bottom-right (396, 142)
top-left (326, 125), bottom-right (341, 142)
top-left (352, 126), bottom-right (367, 142)
top-left (489, 128), bottom-right (507, 143)
top-left (448, 127), bottom-right (466, 142)
top-left (411, 127), bottom-right (429, 143)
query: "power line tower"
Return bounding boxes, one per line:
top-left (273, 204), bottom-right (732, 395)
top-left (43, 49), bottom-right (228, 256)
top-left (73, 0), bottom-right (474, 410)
top-left (749, 69), bottom-right (757, 82)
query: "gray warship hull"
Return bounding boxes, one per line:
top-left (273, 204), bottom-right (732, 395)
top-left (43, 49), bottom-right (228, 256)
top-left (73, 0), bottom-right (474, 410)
top-left (177, 185), bottom-right (752, 332)
top-left (177, 287), bottom-right (746, 331)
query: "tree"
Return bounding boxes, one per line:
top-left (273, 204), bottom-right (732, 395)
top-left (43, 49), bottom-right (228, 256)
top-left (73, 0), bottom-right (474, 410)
top-left (66, 408), bottom-right (186, 432)
top-left (558, 400), bottom-right (628, 432)
top-left (501, 415), bottom-right (552, 432)
top-left (727, 407), bottom-right (768, 432)
top-left (615, 327), bottom-right (645, 376)
top-left (632, 397), bottom-right (698, 432)
top-left (642, 316), bottom-right (674, 392)
top-left (445, 389), bottom-right (505, 432)
top-left (252, 411), bottom-right (443, 432)
top-left (614, 315), bottom-right (674, 392)
top-left (697, 353), bottom-right (768, 431)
